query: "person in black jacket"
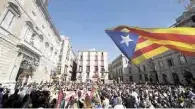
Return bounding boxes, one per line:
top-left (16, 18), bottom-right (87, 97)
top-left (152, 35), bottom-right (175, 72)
top-left (124, 95), bottom-right (136, 108)
top-left (5, 89), bottom-right (23, 108)
top-left (1, 89), bottom-right (9, 108)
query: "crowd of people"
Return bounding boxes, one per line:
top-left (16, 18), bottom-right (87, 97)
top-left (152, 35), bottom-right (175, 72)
top-left (0, 82), bottom-right (195, 108)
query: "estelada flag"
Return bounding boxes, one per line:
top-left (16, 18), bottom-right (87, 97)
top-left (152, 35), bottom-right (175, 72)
top-left (112, 25), bottom-right (195, 56)
top-left (105, 27), bottom-right (169, 64)
top-left (106, 25), bottom-right (195, 64)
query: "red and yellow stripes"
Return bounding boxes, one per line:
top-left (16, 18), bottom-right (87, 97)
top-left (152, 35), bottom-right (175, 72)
top-left (132, 37), bottom-right (169, 64)
top-left (107, 26), bottom-right (169, 64)
top-left (109, 25), bottom-right (195, 56)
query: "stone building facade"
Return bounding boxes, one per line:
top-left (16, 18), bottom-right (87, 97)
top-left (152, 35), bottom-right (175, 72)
top-left (108, 54), bottom-right (130, 83)
top-left (128, 58), bottom-right (159, 84)
top-left (0, 0), bottom-right (61, 90)
top-left (58, 36), bottom-right (77, 83)
top-left (108, 54), bottom-right (158, 84)
top-left (77, 49), bottom-right (108, 83)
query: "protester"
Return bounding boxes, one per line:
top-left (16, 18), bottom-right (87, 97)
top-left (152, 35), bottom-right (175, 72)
top-left (0, 88), bottom-right (3, 108)
top-left (114, 97), bottom-right (125, 109)
top-left (0, 82), bottom-right (195, 108)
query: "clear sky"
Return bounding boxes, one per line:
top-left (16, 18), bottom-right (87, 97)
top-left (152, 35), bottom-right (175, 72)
top-left (48, 0), bottom-right (186, 63)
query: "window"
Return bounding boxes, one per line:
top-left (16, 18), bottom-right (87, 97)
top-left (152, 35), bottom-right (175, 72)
top-left (0, 10), bottom-right (15, 30)
top-left (140, 65), bottom-right (143, 72)
top-left (39, 35), bottom-right (44, 42)
top-left (95, 55), bottom-right (98, 60)
top-left (32, 11), bottom-right (36, 16)
top-left (129, 76), bottom-right (133, 82)
top-left (79, 66), bottom-right (82, 72)
top-left (179, 55), bottom-right (187, 64)
top-left (64, 65), bottom-right (68, 73)
top-left (87, 72), bottom-right (89, 77)
top-left (80, 55), bottom-right (83, 60)
top-left (139, 75), bottom-right (142, 80)
top-left (159, 60), bottom-right (164, 69)
top-left (154, 64), bottom-right (157, 70)
top-left (101, 66), bottom-right (105, 72)
top-left (129, 67), bottom-right (131, 73)
top-left (167, 58), bottom-right (174, 67)
top-left (66, 49), bottom-right (70, 60)
top-left (29, 33), bottom-right (35, 45)
top-left (87, 66), bottom-right (90, 72)
top-left (35, 26), bottom-right (39, 30)
top-left (87, 52), bottom-right (90, 61)
top-left (145, 74), bottom-right (148, 81)
top-left (23, 27), bottom-right (33, 42)
top-left (143, 65), bottom-right (146, 71)
top-left (95, 66), bottom-right (98, 72)
top-left (0, 2), bottom-right (20, 30)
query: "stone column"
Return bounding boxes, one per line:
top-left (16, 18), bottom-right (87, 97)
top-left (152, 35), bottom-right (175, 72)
top-left (8, 53), bottom-right (23, 92)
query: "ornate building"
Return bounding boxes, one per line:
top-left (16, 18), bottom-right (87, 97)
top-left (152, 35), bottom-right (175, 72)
top-left (77, 49), bottom-right (108, 83)
top-left (108, 54), bottom-right (158, 84)
top-left (0, 0), bottom-right (61, 90)
top-left (58, 36), bottom-right (77, 83)
top-left (108, 54), bottom-right (130, 83)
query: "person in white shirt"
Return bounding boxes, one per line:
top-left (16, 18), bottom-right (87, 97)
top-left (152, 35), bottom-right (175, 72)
top-left (114, 97), bottom-right (125, 109)
top-left (102, 95), bottom-right (110, 109)
top-left (131, 89), bottom-right (139, 107)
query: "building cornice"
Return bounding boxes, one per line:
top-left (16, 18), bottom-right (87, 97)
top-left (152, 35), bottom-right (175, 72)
top-left (35, 0), bottom-right (61, 41)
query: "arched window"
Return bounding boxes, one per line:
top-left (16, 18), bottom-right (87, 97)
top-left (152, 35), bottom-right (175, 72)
top-left (172, 73), bottom-right (180, 84)
top-left (26, 21), bottom-right (34, 29)
top-left (22, 21), bottom-right (35, 43)
top-left (39, 35), bottom-right (44, 42)
top-left (45, 42), bottom-right (49, 47)
top-left (162, 74), bottom-right (168, 84)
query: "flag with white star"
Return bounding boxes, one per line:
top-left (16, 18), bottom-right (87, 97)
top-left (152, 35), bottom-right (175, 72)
top-left (105, 30), bottom-right (139, 58)
top-left (105, 26), bottom-right (169, 64)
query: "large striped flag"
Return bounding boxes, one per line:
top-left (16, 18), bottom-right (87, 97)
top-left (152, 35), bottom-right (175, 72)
top-left (132, 37), bottom-right (169, 64)
top-left (112, 25), bottom-right (195, 56)
top-left (105, 27), bottom-right (169, 64)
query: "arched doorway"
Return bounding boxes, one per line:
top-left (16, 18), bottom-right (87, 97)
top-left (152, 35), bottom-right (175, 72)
top-left (183, 70), bottom-right (193, 84)
top-left (172, 73), bottom-right (180, 84)
top-left (16, 60), bottom-right (34, 88)
top-left (162, 74), bottom-right (168, 84)
top-left (129, 76), bottom-right (133, 82)
top-left (154, 71), bottom-right (159, 83)
top-left (144, 74), bottom-right (148, 82)
top-left (150, 77), bottom-right (153, 83)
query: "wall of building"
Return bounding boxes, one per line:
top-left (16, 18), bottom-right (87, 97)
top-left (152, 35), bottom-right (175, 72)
top-left (0, 0), bottom-right (61, 90)
top-left (77, 50), bottom-right (108, 82)
top-left (59, 36), bottom-right (77, 82)
top-left (108, 54), bottom-right (131, 83)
